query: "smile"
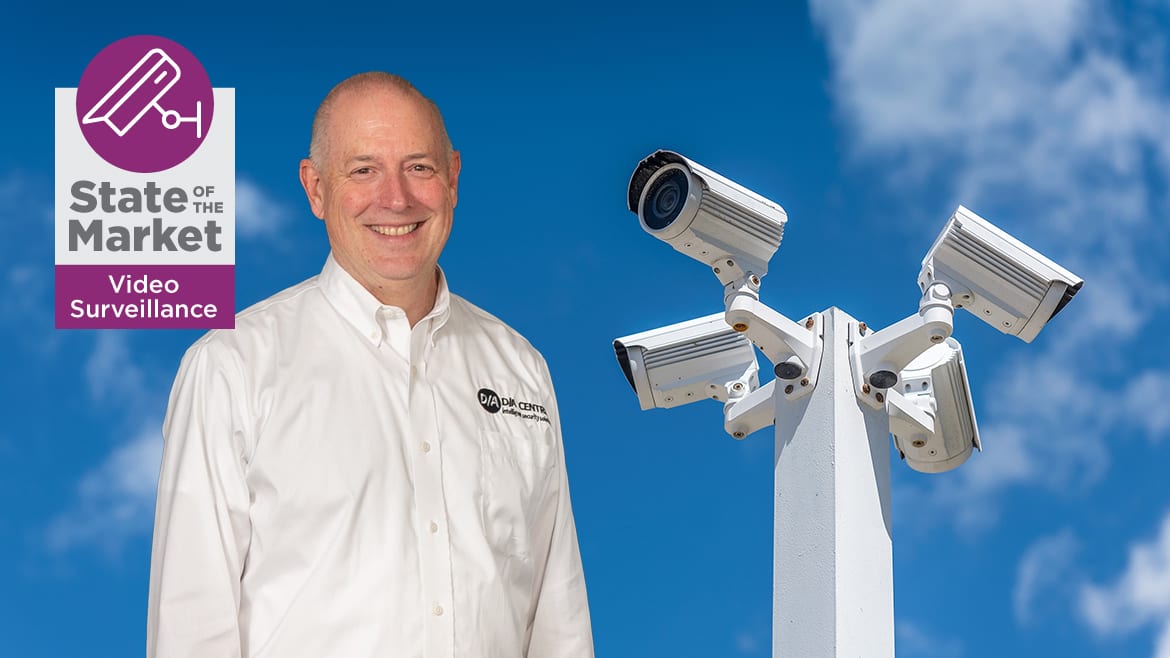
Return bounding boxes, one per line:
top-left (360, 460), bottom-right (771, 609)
top-left (369, 223), bottom-right (419, 237)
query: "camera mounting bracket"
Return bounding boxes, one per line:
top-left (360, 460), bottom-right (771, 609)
top-left (850, 283), bottom-right (955, 410)
top-left (723, 276), bottom-right (824, 404)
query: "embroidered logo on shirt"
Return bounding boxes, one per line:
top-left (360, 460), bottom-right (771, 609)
top-left (477, 387), bottom-right (551, 424)
top-left (478, 388), bottom-right (502, 413)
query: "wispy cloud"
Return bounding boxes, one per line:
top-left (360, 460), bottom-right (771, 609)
top-left (236, 176), bottom-right (290, 239)
top-left (45, 423), bottom-right (162, 556)
top-left (47, 330), bottom-right (168, 556)
top-left (0, 170), bottom-right (176, 558)
top-left (1122, 371), bottom-right (1170, 441)
top-left (18, 176), bottom-right (282, 562)
top-left (810, 0), bottom-right (1170, 530)
top-left (732, 617), bottom-right (769, 656)
top-left (85, 330), bottom-right (148, 408)
top-left (1014, 529), bottom-right (1082, 626)
top-left (734, 630), bottom-right (762, 656)
top-left (0, 170), bottom-right (55, 348)
top-left (1080, 511), bottom-right (1170, 657)
top-left (896, 619), bottom-right (964, 658)
top-left (809, 0), bottom-right (1169, 212)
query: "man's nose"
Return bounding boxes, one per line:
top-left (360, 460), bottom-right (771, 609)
top-left (377, 172), bottom-right (411, 212)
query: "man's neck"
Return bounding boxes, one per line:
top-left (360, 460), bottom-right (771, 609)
top-left (364, 270), bottom-right (439, 328)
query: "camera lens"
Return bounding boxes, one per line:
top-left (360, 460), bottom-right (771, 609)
top-left (643, 167), bottom-right (690, 230)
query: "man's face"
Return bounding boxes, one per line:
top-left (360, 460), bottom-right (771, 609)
top-left (300, 86), bottom-right (460, 301)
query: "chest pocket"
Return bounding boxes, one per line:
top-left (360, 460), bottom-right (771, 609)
top-left (479, 428), bottom-right (556, 560)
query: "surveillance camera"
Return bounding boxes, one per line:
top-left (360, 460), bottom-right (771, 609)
top-left (628, 150), bottom-right (787, 285)
top-left (887, 337), bottom-right (981, 474)
top-left (614, 312), bottom-right (760, 411)
top-left (919, 206), bottom-right (1083, 343)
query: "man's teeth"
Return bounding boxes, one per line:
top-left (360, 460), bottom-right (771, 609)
top-left (371, 223), bottom-right (418, 236)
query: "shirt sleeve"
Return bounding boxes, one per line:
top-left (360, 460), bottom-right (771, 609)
top-left (147, 338), bottom-right (253, 658)
top-left (526, 359), bottom-right (595, 658)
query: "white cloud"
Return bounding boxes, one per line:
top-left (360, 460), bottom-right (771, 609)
top-left (1123, 371), bottom-right (1170, 441)
top-left (45, 423), bottom-right (163, 556)
top-left (1080, 511), bottom-right (1170, 654)
top-left (0, 170), bottom-right (55, 346)
top-left (812, 0), bottom-right (1086, 148)
top-left (236, 177), bottom-right (289, 239)
top-left (732, 618), bottom-right (771, 657)
top-left (1014, 529), bottom-right (1082, 626)
top-left (811, 0), bottom-right (1170, 529)
top-left (46, 331), bottom-right (168, 556)
top-left (84, 330), bottom-right (147, 407)
top-left (0, 170), bottom-right (164, 559)
top-left (905, 357), bottom-right (1170, 533)
top-left (809, 0), bottom-right (1168, 200)
top-left (2, 263), bottom-right (50, 324)
top-left (734, 629), bottom-right (762, 656)
top-left (896, 619), bottom-right (964, 658)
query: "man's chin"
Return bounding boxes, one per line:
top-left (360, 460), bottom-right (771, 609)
top-left (367, 262), bottom-right (439, 287)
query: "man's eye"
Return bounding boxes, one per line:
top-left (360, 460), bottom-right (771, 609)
top-left (352, 167), bottom-right (373, 176)
top-left (410, 164), bottom-right (435, 174)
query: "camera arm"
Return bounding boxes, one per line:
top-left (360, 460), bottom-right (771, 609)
top-left (722, 275), bottom-right (824, 403)
top-left (850, 282), bottom-right (955, 410)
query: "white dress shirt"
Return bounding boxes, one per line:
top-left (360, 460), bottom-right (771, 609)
top-left (147, 255), bottom-right (593, 658)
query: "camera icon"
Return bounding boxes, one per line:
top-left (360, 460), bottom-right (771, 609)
top-left (81, 47), bottom-right (203, 139)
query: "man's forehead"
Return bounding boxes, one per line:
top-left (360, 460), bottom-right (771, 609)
top-left (331, 86), bottom-right (432, 125)
top-left (326, 98), bottom-right (443, 155)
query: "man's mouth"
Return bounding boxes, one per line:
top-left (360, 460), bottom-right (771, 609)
top-left (369, 223), bottom-right (419, 237)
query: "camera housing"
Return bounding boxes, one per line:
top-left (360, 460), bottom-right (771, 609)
top-left (919, 206), bottom-right (1083, 343)
top-left (887, 338), bottom-right (981, 473)
top-left (628, 150), bottom-right (787, 285)
top-left (614, 312), bottom-right (760, 411)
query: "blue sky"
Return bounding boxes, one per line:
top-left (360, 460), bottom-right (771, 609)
top-left (3, 1), bottom-right (1170, 656)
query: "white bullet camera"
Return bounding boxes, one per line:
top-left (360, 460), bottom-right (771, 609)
top-left (628, 150), bottom-right (788, 285)
top-left (919, 206), bottom-right (1083, 343)
top-left (614, 312), bottom-right (760, 411)
top-left (887, 338), bottom-right (981, 473)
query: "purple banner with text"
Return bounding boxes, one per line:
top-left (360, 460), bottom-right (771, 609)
top-left (56, 264), bottom-right (234, 329)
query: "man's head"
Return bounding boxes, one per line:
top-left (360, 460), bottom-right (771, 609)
top-left (300, 72), bottom-right (461, 308)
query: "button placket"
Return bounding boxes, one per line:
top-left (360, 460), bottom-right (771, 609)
top-left (408, 364), bottom-right (454, 658)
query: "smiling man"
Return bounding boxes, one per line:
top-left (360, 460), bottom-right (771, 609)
top-left (147, 72), bottom-right (594, 658)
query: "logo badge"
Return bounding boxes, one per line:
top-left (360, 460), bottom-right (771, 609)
top-left (75, 35), bottom-right (213, 173)
top-left (475, 387), bottom-right (551, 424)
top-left (55, 35), bottom-right (235, 330)
top-left (478, 388), bottom-right (502, 414)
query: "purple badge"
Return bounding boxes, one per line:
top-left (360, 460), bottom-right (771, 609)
top-left (76, 35), bottom-right (214, 173)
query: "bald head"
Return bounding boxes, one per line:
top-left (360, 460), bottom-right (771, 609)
top-left (308, 72), bottom-right (453, 170)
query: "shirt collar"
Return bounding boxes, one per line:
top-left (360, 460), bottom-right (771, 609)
top-left (318, 253), bottom-right (451, 347)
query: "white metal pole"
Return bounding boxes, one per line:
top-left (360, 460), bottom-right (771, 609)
top-left (772, 307), bottom-right (894, 658)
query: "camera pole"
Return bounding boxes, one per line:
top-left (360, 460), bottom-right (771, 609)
top-left (769, 307), bottom-right (894, 657)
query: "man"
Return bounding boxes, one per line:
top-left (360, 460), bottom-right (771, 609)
top-left (147, 72), bottom-right (594, 658)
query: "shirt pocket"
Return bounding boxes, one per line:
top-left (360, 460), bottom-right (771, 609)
top-left (478, 428), bottom-right (555, 560)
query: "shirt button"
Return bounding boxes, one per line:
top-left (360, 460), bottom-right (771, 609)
top-left (411, 365), bottom-right (418, 376)
top-left (433, 604), bottom-right (444, 616)
top-left (429, 521), bottom-right (439, 534)
top-left (421, 441), bottom-right (431, 454)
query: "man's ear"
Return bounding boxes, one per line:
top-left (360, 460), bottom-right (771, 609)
top-left (299, 159), bottom-right (326, 220)
top-left (447, 150), bottom-right (461, 208)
